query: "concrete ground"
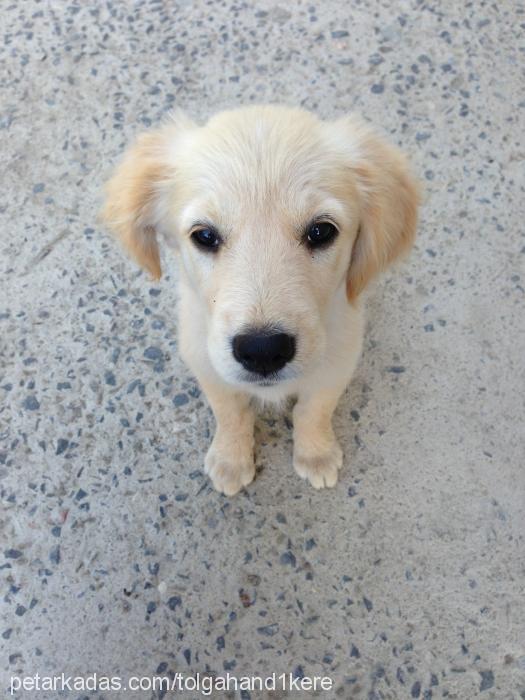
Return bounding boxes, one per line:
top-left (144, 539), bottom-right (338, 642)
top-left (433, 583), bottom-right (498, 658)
top-left (1, 1), bottom-right (524, 698)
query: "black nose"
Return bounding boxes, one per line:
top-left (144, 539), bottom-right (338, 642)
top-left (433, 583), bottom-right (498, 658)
top-left (232, 331), bottom-right (296, 376)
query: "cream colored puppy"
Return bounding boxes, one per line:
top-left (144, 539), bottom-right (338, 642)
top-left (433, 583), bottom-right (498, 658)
top-left (102, 105), bottom-right (419, 495)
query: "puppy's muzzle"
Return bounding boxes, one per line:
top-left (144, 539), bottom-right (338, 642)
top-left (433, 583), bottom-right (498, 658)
top-left (232, 330), bottom-right (296, 376)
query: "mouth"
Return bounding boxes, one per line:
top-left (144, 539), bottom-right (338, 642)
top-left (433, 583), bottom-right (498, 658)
top-left (239, 371), bottom-right (287, 387)
top-left (245, 375), bottom-right (281, 387)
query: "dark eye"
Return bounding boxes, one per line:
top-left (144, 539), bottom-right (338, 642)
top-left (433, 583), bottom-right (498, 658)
top-left (191, 227), bottom-right (221, 251)
top-left (306, 221), bottom-right (338, 249)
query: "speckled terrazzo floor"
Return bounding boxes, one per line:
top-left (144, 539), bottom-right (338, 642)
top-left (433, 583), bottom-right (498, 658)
top-left (1, 1), bottom-right (524, 699)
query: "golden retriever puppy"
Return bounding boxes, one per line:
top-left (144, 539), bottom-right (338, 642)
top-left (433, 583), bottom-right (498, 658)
top-left (102, 105), bottom-right (419, 495)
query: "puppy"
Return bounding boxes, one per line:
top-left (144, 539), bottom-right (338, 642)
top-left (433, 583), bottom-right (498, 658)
top-left (102, 105), bottom-right (419, 495)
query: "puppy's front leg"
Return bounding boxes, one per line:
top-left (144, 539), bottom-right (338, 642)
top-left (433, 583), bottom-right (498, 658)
top-left (293, 388), bottom-right (345, 489)
top-left (201, 380), bottom-right (255, 496)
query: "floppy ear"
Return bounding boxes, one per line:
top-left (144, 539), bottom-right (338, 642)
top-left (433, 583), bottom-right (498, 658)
top-left (336, 118), bottom-right (420, 301)
top-left (101, 114), bottom-right (194, 279)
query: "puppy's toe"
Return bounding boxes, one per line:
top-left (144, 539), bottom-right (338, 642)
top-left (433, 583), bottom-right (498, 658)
top-left (205, 447), bottom-right (255, 496)
top-left (293, 443), bottom-right (343, 489)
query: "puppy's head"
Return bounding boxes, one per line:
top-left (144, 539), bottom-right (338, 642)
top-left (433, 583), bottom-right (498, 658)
top-left (102, 106), bottom-right (419, 390)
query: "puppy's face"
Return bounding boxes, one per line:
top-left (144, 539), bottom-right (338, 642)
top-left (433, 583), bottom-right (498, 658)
top-left (103, 106), bottom-right (419, 390)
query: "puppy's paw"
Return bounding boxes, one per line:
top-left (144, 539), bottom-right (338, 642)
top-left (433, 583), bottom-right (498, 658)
top-left (204, 443), bottom-right (255, 496)
top-left (293, 441), bottom-right (343, 489)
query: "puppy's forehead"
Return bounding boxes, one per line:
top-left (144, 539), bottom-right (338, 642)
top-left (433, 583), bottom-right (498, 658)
top-left (176, 107), bottom-right (352, 225)
top-left (184, 112), bottom-right (334, 192)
